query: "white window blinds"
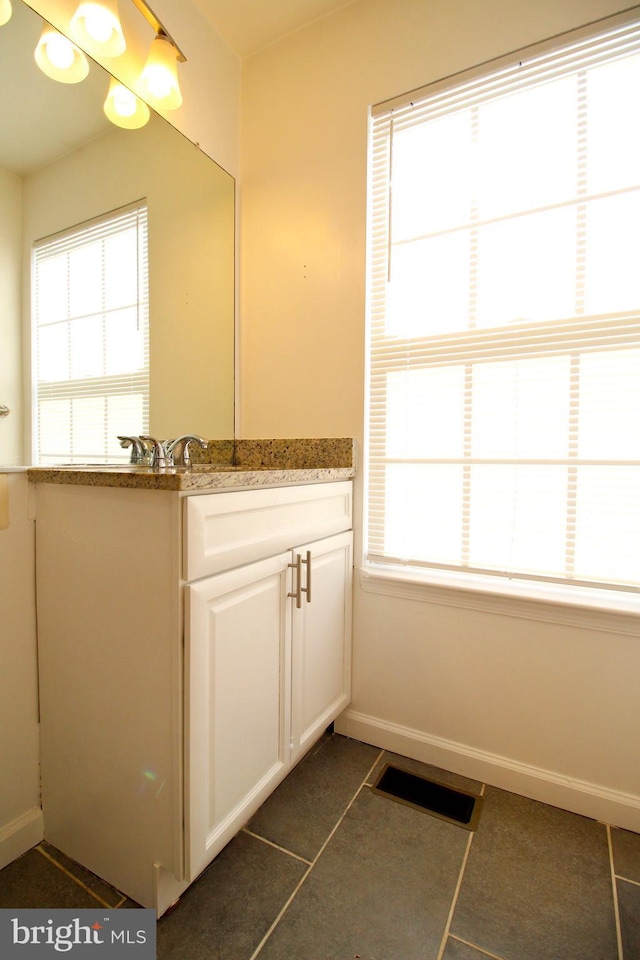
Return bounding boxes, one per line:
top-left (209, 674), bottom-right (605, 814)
top-left (366, 13), bottom-right (640, 593)
top-left (33, 201), bottom-right (149, 465)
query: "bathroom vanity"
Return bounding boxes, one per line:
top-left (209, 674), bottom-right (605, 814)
top-left (30, 456), bottom-right (353, 914)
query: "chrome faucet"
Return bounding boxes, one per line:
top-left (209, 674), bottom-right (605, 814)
top-left (117, 434), bottom-right (207, 467)
top-left (165, 434), bottom-right (208, 467)
top-left (118, 435), bottom-right (150, 464)
top-left (139, 436), bottom-right (168, 468)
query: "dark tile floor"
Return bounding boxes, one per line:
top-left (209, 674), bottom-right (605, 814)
top-left (1, 733), bottom-right (639, 959)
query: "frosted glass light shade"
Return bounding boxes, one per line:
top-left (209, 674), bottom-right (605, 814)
top-left (139, 35), bottom-right (182, 110)
top-left (35, 24), bottom-right (89, 83)
top-left (0, 0), bottom-right (12, 28)
top-left (104, 77), bottom-right (150, 129)
top-left (70, 0), bottom-right (125, 58)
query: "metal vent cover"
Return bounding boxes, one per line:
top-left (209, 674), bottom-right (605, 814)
top-left (371, 763), bottom-right (483, 831)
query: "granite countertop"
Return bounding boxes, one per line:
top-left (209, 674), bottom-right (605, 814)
top-left (27, 439), bottom-right (356, 491)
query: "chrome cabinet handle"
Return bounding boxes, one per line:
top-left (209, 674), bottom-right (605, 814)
top-left (301, 550), bottom-right (312, 603)
top-left (289, 551), bottom-right (312, 608)
top-left (288, 554), bottom-right (302, 608)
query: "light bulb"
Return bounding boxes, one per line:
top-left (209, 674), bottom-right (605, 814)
top-left (70, 1), bottom-right (125, 58)
top-left (145, 65), bottom-right (171, 99)
top-left (46, 33), bottom-right (75, 70)
top-left (35, 24), bottom-right (90, 84)
top-left (0, 0), bottom-right (12, 28)
top-left (84, 7), bottom-right (114, 43)
top-left (139, 35), bottom-right (182, 110)
top-left (114, 86), bottom-right (137, 117)
top-left (104, 77), bottom-right (150, 129)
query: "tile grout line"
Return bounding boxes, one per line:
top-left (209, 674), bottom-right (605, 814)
top-left (607, 825), bottom-right (625, 960)
top-left (247, 862), bottom-right (312, 959)
top-left (248, 749), bottom-right (386, 960)
top-left (616, 875), bottom-right (640, 889)
top-left (362, 748), bottom-right (387, 786)
top-left (447, 934), bottom-right (509, 960)
top-left (435, 781), bottom-right (486, 960)
top-left (35, 845), bottom-right (116, 910)
top-left (240, 828), bottom-right (313, 866)
top-left (434, 826), bottom-right (475, 960)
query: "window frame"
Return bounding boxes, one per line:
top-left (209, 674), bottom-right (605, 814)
top-left (363, 8), bottom-right (640, 620)
top-left (31, 200), bottom-right (149, 466)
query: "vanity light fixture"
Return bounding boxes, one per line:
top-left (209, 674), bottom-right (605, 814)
top-left (34, 23), bottom-right (90, 83)
top-left (32, 0), bottom-right (185, 117)
top-left (138, 32), bottom-right (182, 110)
top-left (0, 0), bottom-right (11, 28)
top-left (104, 76), bottom-right (150, 128)
top-left (70, 0), bottom-right (126, 59)
top-left (130, 0), bottom-right (185, 110)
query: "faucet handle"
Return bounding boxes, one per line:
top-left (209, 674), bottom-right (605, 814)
top-left (139, 436), bottom-right (167, 468)
top-left (167, 434), bottom-right (208, 467)
top-left (181, 435), bottom-right (208, 467)
top-left (118, 435), bottom-right (149, 464)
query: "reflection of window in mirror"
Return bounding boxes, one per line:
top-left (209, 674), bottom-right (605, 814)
top-left (32, 201), bottom-right (149, 465)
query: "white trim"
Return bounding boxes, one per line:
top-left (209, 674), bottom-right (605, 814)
top-left (359, 566), bottom-right (640, 637)
top-left (0, 807), bottom-right (44, 870)
top-left (335, 710), bottom-right (640, 832)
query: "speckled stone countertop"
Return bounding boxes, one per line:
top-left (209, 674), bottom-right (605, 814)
top-left (27, 438), bottom-right (356, 491)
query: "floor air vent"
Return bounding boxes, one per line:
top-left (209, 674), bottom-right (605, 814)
top-left (371, 764), bottom-right (482, 831)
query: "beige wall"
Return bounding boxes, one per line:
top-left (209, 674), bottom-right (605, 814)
top-left (239, 0), bottom-right (634, 437)
top-left (0, 169), bottom-right (23, 465)
top-left (240, 0), bottom-right (640, 829)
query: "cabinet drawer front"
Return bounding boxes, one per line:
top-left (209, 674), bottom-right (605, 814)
top-left (184, 481), bottom-right (352, 581)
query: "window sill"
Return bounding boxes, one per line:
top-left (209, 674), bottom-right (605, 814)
top-left (359, 564), bottom-right (640, 636)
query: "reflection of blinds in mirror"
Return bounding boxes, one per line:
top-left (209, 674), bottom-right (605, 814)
top-left (33, 200), bottom-right (149, 465)
top-left (366, 12), bottom-right (640, 593)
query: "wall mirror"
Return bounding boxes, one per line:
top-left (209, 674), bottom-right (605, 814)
top-left (0, 0), bottom-right (235, 459)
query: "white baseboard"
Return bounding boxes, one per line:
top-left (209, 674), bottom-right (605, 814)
top-left (0, 807), bottom-right (44, 870)
top-left (335, 709), bottom-right (640, 833)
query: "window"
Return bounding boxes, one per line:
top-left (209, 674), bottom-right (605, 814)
top-left (366, 14), bottom-right (640, 596)
top-left (32, 201), bottom-right (149, 465)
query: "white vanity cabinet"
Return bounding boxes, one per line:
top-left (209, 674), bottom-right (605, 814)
top-left (289, 530), bottom-right (353, 764)
top-left (35, 478), bottom-right (352, 914)
top-left (183, 483), bottom-right (352, 881)
top-left (186, 531), bottom-right (352, 880)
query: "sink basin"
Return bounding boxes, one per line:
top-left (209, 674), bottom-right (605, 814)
top-left (51, 462), bottom-right (239, 471)
top-left (54, 462), bottom-right (148, 469)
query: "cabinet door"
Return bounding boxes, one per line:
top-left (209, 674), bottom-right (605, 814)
top-left (290, 530), bottom-right (352, 765)
top-left (186, 552), bottom-right (292, 880)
